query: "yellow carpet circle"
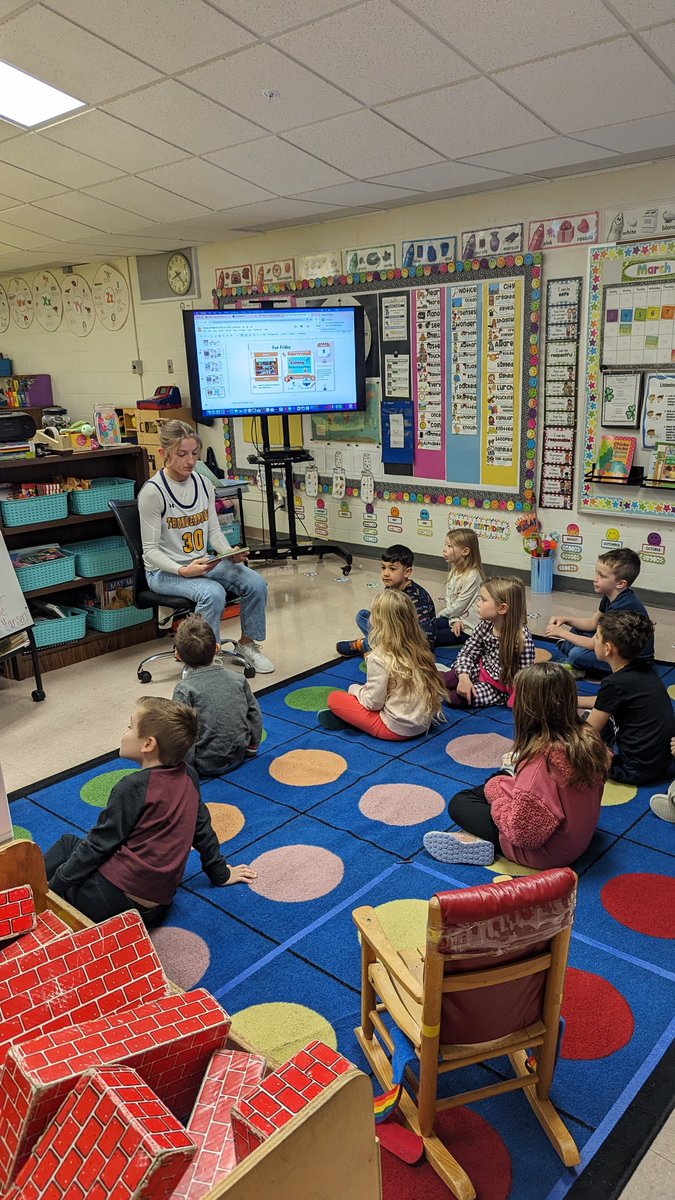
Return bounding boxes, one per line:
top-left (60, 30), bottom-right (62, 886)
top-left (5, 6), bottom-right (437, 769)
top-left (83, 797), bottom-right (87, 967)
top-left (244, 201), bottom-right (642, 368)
top-left (373, 899), bottom-right (427, 950)
top-left (486, 855), bottom-right (540, 877)
top-left (668, 683), bottom-right (675, 700)
top-left (534, 647), bottom-right (552, 662)
top-left (205, 802), bottom-right (246, 842)
top-left (602, 780), bottom-right (637, 807)
top-left (269, 748), bottom-right (347, 787)
top-left (230, 1003), bottom-right (337, 1064)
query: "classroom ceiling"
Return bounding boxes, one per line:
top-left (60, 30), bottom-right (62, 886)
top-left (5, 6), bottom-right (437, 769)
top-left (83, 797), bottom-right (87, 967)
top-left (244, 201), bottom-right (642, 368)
top-left (1, 0), bottom-right (675, 273)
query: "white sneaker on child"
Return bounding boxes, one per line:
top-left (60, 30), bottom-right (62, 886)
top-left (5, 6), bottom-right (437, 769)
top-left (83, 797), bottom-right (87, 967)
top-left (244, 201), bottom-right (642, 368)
top-left (649, 790), bottom-right (675, 823)
top-left (234, 640), bottom-right (274, 674)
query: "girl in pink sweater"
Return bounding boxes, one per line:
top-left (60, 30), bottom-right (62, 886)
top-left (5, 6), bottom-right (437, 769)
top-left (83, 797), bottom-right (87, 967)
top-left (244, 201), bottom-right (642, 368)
top-left (424, 662), bottom-right (609, 868)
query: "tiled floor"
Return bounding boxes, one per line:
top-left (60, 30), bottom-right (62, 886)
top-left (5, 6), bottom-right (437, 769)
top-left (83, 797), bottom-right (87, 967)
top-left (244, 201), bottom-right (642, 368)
top-left (2, 551), bottom-right (673, 1196)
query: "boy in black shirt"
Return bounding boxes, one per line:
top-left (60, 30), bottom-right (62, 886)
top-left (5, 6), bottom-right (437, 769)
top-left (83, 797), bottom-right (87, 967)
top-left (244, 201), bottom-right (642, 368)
top-left (337, 544), bottom-right (436, 655)
top-left (45, 696), bottom-right (257, 926)
top-left (578, 612), bottom-right (675, 785)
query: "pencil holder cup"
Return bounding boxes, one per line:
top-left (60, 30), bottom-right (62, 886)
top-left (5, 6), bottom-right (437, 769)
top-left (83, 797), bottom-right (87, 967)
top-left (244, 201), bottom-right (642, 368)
top-left (530, 556), bottom-right (554, 594)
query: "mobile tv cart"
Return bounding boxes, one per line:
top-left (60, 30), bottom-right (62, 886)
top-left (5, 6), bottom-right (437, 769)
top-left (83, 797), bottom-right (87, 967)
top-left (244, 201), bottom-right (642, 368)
top-left (247, 414), bottom-right (352, 575)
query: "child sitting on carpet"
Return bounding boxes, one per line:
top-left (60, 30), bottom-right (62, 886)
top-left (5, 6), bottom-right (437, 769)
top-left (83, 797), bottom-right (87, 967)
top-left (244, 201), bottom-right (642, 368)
top-left (325, 589), bottom-right (446, 740)
top-left (44, 696), bottom-right (257, 926)
top-left (442, 576), bottom-right (534, 708)
top-left (173, 614), bottom-right (262, 776)
top-left (424, 662), bottom-right (609, 869)
top-left (433, 528), bottom-right (484, 647)
top-left (336, 543), bottom-right (436, 655)
top-left (577, 611), bottom-right (675, 786)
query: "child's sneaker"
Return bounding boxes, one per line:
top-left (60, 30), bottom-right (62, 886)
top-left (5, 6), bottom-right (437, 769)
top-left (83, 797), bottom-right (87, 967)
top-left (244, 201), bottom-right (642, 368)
top-left (336, 638), bottom-right (364, 657)
top-left (649, 791), bottom-right (675, 823)
top-left (561, 662), bottom-right (585, 680)
top-left (423, 830), bottom-right (495, 866)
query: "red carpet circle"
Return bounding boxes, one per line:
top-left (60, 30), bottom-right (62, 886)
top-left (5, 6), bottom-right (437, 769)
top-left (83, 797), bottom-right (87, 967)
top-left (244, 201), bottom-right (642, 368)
top-left (561, 967), bottom-right (634, 1060)
top-left (380, 1107), bottom-right (511, 1200)
top-left (601, 873), bottom-right (675, 938)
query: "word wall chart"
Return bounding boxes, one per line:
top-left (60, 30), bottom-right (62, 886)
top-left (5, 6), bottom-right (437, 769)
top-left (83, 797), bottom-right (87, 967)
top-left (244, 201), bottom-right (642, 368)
top-left (413, 287), bottom-right (443, 450)
top-left (540, 277), bottom-right (582, 509)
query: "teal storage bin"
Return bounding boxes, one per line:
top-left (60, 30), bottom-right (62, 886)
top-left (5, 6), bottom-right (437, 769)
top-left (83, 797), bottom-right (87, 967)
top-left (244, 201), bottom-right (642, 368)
top-left (222, 521), bottom-right (241, 547)
top-left (13, 553), bottom-right (76, 594)
top-left (31, 607), bottom-right (86, 649)
top-left (0, 492), bottom-right (68, 527)
top-left (68, 477), bottom-right (135, 515)
top-left (75, 604), bottom-right (153, 632)
top-left (67, 536), bottom-right (132, 577)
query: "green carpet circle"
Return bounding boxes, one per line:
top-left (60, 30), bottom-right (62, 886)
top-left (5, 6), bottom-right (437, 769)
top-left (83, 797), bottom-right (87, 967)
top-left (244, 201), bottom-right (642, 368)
top-left (231, 1002), bottom-right (337, 1064)
top-left (12, 825), bottom-right (33, 841)
top-left (80, 769), bottom-right (136, 808)
top-left (284, 685), bottom-right (335, 712)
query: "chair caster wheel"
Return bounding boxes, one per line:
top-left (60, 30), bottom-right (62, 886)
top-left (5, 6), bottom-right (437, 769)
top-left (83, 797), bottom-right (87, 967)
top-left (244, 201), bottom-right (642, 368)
top-left (138, 670), bottom-right (152, 684)
top-left (244, 666), bottom-right (256, 679)
top-left (31, 689), bottom-right (46, 702)
top-left (342, 564), bottom-right (352, 576)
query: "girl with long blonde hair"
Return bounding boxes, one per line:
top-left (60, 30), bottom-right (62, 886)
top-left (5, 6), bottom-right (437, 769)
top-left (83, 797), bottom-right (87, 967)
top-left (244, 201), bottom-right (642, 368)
top-left (434, 527), bottom-right (484, 646)
top-left (424, 662), bottom-right (609, 868)
top-left (442, 576), bottom-right (534, 708)
top-left (325, 589), bottom-right (446, 740)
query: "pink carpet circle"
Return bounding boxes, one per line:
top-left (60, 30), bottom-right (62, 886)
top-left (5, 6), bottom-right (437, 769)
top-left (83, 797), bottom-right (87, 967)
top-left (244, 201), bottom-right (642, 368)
top-left (561, 967), bottom-right (634, 1059)
top-left (249, 845), bottom-right (345, 902)
top-left (446, 732), bottom-right (513, 768)
top-left (359, 783), bottom-right (445, 826)
top-left (601, 873), bottom-right (675, 938)
top-left (149, 927), bottom-right (210, 990)
top-left (381, 1105), bottom-right (511, 1200)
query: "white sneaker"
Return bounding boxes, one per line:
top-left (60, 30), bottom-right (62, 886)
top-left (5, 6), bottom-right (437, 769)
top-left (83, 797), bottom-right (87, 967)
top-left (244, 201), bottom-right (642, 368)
top-left (234, 640), bottom-right (274, 674)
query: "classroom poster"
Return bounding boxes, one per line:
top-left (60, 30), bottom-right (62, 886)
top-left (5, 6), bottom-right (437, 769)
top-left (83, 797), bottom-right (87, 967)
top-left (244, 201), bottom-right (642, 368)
top-left (642, 373), bottom-right (675, 447)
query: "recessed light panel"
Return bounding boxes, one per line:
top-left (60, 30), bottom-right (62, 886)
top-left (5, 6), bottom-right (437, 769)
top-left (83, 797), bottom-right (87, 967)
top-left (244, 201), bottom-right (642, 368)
top-left (0, 61), bottom-right (84, 128)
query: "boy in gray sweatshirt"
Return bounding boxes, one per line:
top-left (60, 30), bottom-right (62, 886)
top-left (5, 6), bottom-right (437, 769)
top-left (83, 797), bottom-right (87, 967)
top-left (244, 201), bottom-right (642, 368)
top-left (173, 615), bottom-right (263, 777)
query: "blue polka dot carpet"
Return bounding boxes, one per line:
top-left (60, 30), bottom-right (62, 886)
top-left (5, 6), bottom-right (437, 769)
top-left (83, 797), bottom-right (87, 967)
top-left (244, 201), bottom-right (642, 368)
top-left (9, 640), bottom-right (675, 1200)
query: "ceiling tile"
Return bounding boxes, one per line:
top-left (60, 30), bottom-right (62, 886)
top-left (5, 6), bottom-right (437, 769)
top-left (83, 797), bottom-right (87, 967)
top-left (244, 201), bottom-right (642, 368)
top-left (401, 0), bottom-right (623, 71)
top-left (573, 111), bottom-right (675, 153)
top-left (291, 181), bottom-right (416, 207)
top-left (72, 232), bottom-right (179, 250)
top-left (83, 177), bottom-right (213, 223)
top-left (0, 222), bottom-right (64, 251)
top-left (104, 81), bottom-right (265, 155)
top-left (43, 112), bottom-right (188, 173)
top-left (369, 160), bottom-right (511, 191)
top-left (643, 22), bottom-right (675, 72)
top-left (208, 0), bottom-right (354, 36)
top-left (379, 78), bottom-right (551, 158)
top-left (0, 194), bottom-right (22, 211)
top-left (497, 39), bottom-right (675, 133)
top-left (34, 194), bottom-right (152, 235)
top-left (0, 206), bottom-right (102, 241)
top-left (0, 250), bottom-right (68, 271)
top-left (0, 4), bottom-right (160, 104)
top-left (462, 136), bottom-right (619, 176)
top-left (179, 44), bottom-right (359, 132)
top-left (285, 109), bottom-right (442, 175)
top-left (0, 120), bottom-right (22, 142)
top-left (609, 0), bottom-right (675, 28)
top-left (0, 134), bottom-right (120, 187)
top-left (0, 162), bottom-right (64, 202)
top-left (47, 0), bottom-right (255, 73)
top-left (273, 0), bottom-right (474, 105)
top-left (133, 219), bottom-right (248, 242)
top-left (139, 158), bottom-right (276, 208)
top-left (215, 197), bottom-right (340, 227)
top-left (206, 137), bottom-right (350, 194)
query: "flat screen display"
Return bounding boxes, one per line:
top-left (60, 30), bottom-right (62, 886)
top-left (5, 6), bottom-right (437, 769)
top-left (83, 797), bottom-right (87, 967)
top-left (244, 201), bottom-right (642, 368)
top-left (183, 306), bottom-right (366, 420)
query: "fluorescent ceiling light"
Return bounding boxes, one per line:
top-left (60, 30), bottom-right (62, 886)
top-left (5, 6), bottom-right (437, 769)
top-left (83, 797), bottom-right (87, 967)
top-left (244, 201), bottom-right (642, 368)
top-left (0, 61), bottom-right (84, 127)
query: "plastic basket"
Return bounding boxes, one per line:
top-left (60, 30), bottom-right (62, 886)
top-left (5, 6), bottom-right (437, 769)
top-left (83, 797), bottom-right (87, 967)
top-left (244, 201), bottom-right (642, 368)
top-left (13, 554), bottom-right (76, 594)
top-left (67, 536), bottom-right (132, 577)
top-left (75, 604), bottom-right (153, 632)
top-left (68, 477), bottom-right (135, 514)
top-left (0, 492), bottom-right (68, 527)
top-left (31, 607), bottom-right (87, 649)
top-left (222, 521), bottom-right (241, 547)
top-left (531, 556), bottom-right (554, 594)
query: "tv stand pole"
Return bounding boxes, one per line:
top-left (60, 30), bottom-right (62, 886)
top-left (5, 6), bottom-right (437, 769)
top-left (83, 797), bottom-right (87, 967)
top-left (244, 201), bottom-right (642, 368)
top-left (247, 415), bottom-right (352, 574)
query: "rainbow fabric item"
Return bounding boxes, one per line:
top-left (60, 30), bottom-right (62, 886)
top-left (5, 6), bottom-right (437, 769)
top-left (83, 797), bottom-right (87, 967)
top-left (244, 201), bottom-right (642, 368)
top-left (373, 1083), bottom-right (402, 1124)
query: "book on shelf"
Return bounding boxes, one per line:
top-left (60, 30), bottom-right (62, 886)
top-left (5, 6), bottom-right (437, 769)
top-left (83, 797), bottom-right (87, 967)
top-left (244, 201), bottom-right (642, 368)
top-left (647, 442), bottom-right (675, 486)
top-left (95, 575), bottom-right (134, 609)
top-left (10, 543), bottom-right (68, 569)
top-left (596, 434), bottom-right (637, 479)
top-left (0, 440), bottom-right (35, 459)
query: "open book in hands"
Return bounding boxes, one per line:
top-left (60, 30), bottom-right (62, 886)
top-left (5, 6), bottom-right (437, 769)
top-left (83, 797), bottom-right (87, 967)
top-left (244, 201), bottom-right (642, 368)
top-left (207, 545), bottom-right (249, 560)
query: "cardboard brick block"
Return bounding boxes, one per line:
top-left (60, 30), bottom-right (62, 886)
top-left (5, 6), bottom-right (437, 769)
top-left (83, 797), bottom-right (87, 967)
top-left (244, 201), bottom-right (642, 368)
top-left (0, 988), bottom-right (230, 1190)
top-left (0, 909), bottom-right (169, 1066)
top-left (173, 1049), bottom-right (267, 1200)
top-left (0, 886), bottom-right (36, 944)
top-left (0, 911), bottom-right (69, 964)
top-left (11, 1067), bottom-right (196, 1200)
top-left (232, 1041), bottom-right (351, 1163)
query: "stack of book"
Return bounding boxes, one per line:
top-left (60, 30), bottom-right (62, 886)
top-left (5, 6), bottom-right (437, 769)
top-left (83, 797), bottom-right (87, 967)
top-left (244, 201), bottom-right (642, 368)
top-left (0, 440), bottom-right (35, 461)
top-left (647, 442), bottom-right (675, 486)
top-left (10, 543), bottom-right (68, 570)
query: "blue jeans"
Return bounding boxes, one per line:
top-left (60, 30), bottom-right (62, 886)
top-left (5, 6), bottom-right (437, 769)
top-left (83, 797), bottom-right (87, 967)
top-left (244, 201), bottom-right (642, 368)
top-left (147, 562), bottom-right (268, 643)
top-left (548, 630), bottom-right (610, 674)
top-left (356, 607), bottom-right (371, 651)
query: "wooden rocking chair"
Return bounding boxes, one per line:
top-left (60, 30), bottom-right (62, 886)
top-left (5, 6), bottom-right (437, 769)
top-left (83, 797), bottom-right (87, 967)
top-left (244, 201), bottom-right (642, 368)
top-left (354, 867), bottom-right (580, 1198)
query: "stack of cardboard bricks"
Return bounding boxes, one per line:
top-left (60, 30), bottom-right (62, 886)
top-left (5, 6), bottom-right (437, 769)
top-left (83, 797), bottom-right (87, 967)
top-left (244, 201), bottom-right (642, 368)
top-left (0, 885), bottom-right (354, 1200)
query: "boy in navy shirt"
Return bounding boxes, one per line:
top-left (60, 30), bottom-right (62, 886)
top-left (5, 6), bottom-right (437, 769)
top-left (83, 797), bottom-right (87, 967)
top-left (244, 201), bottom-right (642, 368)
top-left (545, 548), bottom-right (653, 675)
top-left (337, 544), bottom-right (436, 655)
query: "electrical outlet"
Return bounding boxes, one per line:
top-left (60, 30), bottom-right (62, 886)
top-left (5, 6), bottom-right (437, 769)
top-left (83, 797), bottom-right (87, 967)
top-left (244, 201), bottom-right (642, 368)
top-left (131, 360), bottom-right (143, 374)
top-left (167, 359), bottom-right (174, 374)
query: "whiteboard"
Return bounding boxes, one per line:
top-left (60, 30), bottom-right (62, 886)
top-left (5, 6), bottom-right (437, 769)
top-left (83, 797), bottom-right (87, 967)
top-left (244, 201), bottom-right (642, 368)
top-left (0, 534), bottom-right (33, 639)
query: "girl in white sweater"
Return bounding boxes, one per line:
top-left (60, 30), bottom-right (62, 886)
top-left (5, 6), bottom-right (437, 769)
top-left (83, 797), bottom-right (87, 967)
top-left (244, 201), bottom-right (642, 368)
top-left (325, 590), bottom-right (446, 740)
top-left (433, 528), bottom-right (484, 647)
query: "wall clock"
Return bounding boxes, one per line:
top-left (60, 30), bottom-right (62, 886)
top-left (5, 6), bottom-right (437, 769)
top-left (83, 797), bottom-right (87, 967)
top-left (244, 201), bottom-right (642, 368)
top-left (8, 277), bottom-right (33, 329)
top-left (62, 273), bottom-right (95, 337)
top-left (0, 283), bottom-right (9, 334)
top-left (33, 270), bottom-right (62, 332)
top-left (167, 251), bottom-right (192, 296)
top-left (93, 264), bottom-right (130, 330)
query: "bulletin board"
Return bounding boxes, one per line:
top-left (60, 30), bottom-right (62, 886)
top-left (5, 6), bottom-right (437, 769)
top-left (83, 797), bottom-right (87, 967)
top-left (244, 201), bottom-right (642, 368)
top-left (220, 254), bottom-right (542, 515)
top-left (582, 240), bottom-right (675, 519)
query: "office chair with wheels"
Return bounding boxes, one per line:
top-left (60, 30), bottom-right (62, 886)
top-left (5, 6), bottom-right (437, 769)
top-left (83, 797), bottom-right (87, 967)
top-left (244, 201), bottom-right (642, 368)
top-left (108, 499), bottom-right (254, 681)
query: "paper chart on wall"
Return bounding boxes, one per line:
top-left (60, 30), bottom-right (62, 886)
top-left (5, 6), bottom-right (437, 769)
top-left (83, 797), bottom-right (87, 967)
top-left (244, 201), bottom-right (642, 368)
top-left (484, 278), bottom-right (518, 470)
top-left (384, 353), bottom-right (410, 398)
top-left (602, 282), bottom-right (675, 366)
top-left (381, 295), bottom-right (408, 341)
top-left (642, 373), bottom-right (675, 448)
top-left (450, 284), bottom-right (479, 436)
top-left (414, 286), bottom-right (442, 450)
